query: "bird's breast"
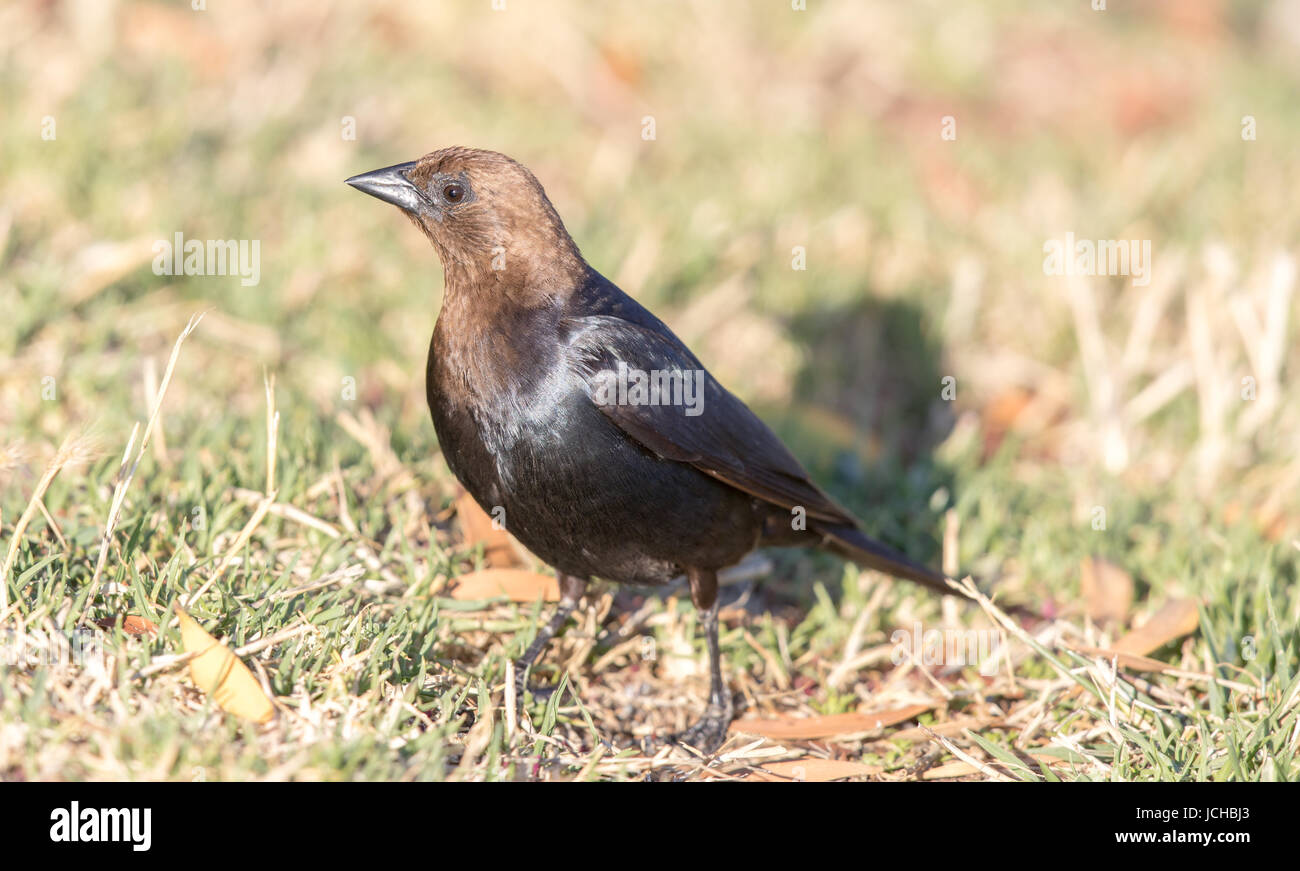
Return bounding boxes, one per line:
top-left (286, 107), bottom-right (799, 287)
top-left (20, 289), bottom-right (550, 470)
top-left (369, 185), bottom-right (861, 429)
top-left (425, 318), bottom-right (589, 496)
top-left (423, 310), bottom-right (763, 585)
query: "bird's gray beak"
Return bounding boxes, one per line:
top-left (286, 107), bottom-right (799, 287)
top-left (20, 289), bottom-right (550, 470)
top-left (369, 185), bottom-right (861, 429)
top-left (345, 161), bottom-right (427, 212)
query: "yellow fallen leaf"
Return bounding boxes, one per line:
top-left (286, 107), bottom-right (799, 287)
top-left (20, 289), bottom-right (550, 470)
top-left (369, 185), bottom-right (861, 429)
top-left (174, 603), bottom-right (274, 723)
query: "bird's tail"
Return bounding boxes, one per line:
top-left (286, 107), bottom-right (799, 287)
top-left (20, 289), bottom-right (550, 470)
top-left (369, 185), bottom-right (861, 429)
top-left (813, 522), bottom-right (965, 599)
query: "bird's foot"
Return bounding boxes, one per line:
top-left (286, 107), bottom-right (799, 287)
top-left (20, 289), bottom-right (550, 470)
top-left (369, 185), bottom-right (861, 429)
top-left (670, 702), bottom-right (735, 755)
top-left (511, 662), bottom-right (567, 716)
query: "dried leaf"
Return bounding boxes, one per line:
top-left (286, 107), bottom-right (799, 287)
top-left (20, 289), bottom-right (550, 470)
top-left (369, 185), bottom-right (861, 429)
top-left (447, 569), bottom-right (560, 603)
top-left (981, 387), bottom-right (1034, 458)
top-left (1070, 644), bottom-right (1172, 673)
top-left (1112, 598), bottom-right (1200, 657)
top-left (730, 704), bottom-right (932, 740)
top-left (456, 489), bottom-right (526, 568)
top-left (95, 615), bottom-right (159, 638)
top-left (922, 752), bottom-right (1066, 780)
top-left (921, 760), bottom-right (982, 780)
top-left (174, 604), bottom-right (274, 723)
top-left (65, 238), bottom-right (158, 305)
top-left (1080, 556), bottom-right (1134, 623)
top-left (747, 758), bottom-right (881, 782)
top-left (892, 715), bottom-right (1004, 742)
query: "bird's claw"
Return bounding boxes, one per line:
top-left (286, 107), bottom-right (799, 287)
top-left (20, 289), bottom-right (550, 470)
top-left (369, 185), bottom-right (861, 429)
top-left (670, 703), bottom-right (735, 755)
top-left (511, 661), bottom-right (564, 712)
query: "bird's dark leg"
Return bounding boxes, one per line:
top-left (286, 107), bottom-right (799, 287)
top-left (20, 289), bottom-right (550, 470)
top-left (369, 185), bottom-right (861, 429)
top-left (673, 567), bottom-right (734, 754)
top-left (513, 573), bottom-right (586, 704)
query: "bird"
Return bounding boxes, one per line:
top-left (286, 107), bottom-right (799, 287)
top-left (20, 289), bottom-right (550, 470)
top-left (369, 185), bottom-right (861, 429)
top-left (346, 147), bottom-right (960, 752)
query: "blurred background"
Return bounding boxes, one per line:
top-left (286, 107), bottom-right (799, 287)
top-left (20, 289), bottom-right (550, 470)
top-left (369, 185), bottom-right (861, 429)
top-left (2, 0), bottom-right (1299, 716)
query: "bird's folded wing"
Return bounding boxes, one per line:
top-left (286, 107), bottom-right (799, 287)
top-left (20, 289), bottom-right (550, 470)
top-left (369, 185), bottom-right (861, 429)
top-left (566, 315), bottom-right (858, 526)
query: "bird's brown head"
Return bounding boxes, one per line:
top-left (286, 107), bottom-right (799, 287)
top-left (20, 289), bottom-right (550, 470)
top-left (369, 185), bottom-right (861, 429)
top-left (346, 147), bottom-right (584, 295)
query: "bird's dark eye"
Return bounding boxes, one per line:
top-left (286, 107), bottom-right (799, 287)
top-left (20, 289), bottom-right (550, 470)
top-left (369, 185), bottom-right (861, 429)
top-left (442, 183), bottom-right (465, 204)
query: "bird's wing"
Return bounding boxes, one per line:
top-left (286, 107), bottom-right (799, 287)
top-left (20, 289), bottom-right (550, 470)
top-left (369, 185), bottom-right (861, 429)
top-left (565, 313), bottom-right (857, 526)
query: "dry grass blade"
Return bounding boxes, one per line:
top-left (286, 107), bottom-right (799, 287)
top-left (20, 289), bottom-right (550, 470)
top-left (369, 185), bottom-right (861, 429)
top-left (82, 312), bottom-right (205, 620)
top-left (182, 490), bottom-right (278, 609)
top-left (1, 436), bottom-right (96, 623)
top-left (142, 355), bottom-right (167, 465)
top-left (133, 620), bottom-right (315, 680)
top-left (264, 370), bottom-right (279, 495)
top-left (921, 726), bottom-right (1015, 782)
top-left (231, 487), bottom-right (342, 538)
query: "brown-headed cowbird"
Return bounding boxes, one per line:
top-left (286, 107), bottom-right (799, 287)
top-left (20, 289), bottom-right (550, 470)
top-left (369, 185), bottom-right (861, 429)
top-left (346, 147), bottom-right (958, 752)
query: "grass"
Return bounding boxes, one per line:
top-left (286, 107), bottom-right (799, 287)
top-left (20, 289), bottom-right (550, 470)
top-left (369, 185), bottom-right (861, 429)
top-left (2, 0), bottom-right (1299, 781)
